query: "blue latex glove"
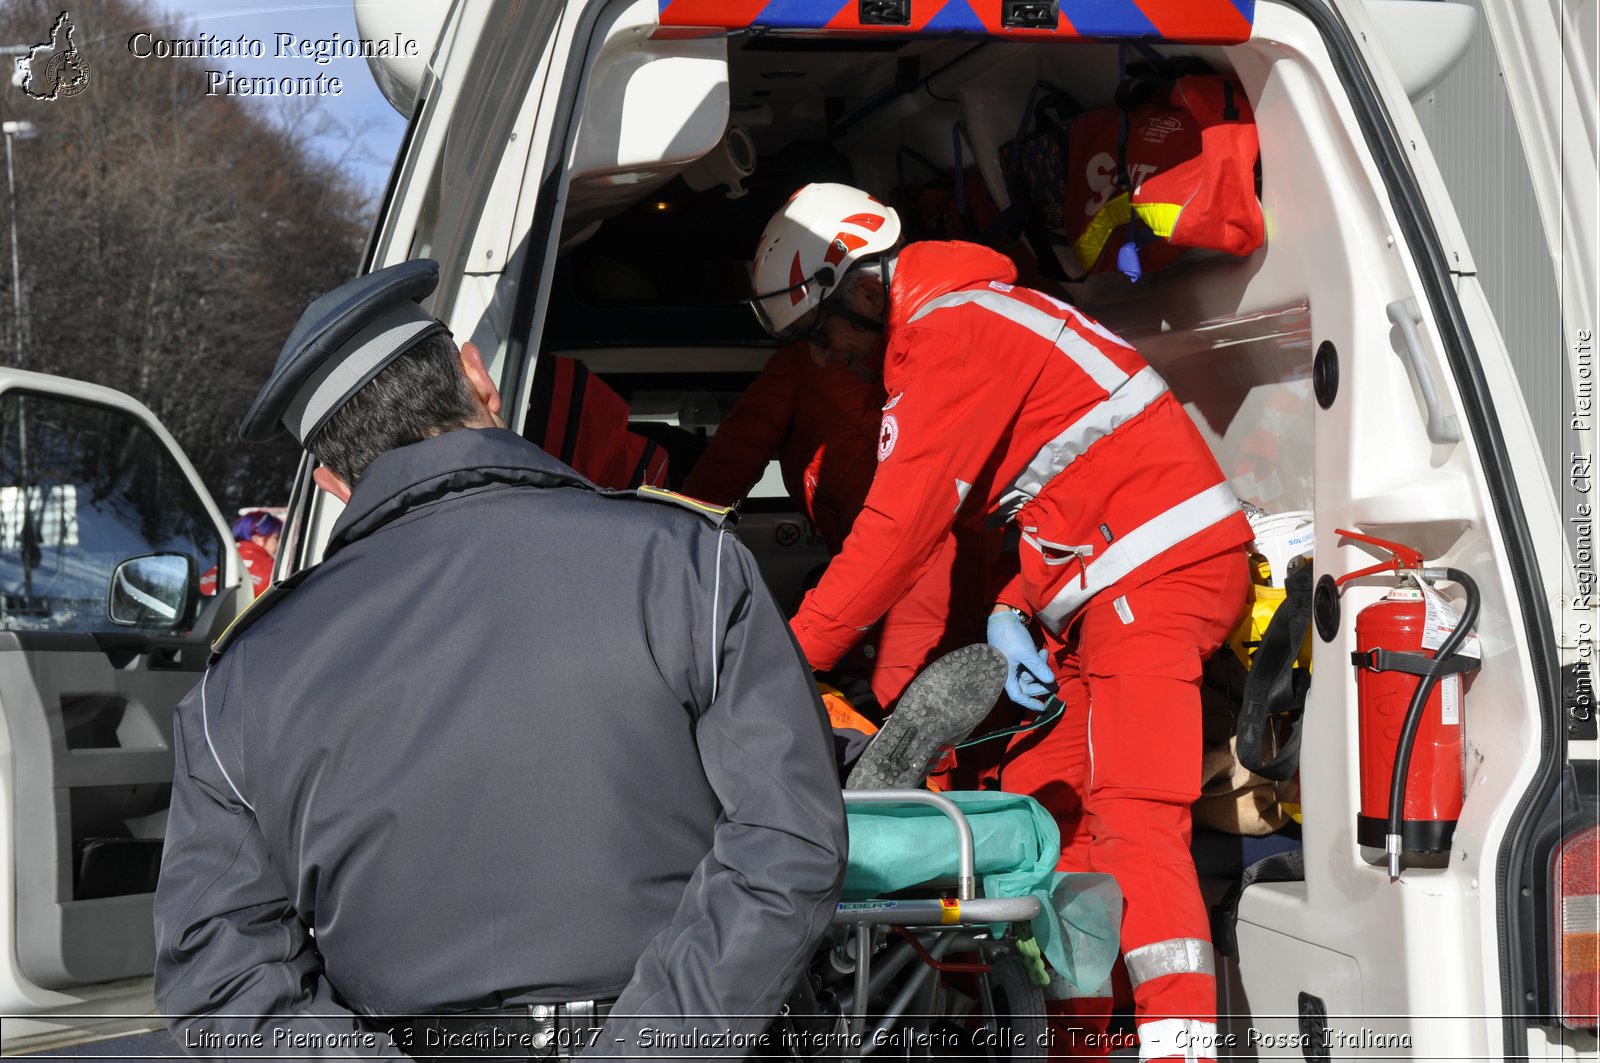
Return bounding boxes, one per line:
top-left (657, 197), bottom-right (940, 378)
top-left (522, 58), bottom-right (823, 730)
top-left (987, 609), bottom-right (1056, 712)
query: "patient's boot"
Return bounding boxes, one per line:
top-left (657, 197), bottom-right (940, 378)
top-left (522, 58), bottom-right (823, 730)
top-left (846, 644), bottom-right (1007, 790)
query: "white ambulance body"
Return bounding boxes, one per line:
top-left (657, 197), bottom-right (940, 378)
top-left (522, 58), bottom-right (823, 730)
top-left (331, 0), bottom-right (1597, 1055)
top-left (0, 1), bottom-right (1593, 1059)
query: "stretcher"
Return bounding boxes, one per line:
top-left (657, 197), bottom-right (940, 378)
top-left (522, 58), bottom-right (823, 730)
top-left (799, 790), bottom-right (1121, 1061)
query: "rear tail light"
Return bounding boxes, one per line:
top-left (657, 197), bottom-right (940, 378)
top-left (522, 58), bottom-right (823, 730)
top-left (1555, 824), bottom-right (1600, 1029)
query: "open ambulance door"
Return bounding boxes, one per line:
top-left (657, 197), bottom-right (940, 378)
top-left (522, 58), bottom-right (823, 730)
top-left (0, 372), bottom-right (239, 1048)
top-left (1315, 0), bottom-right (1595, 1049)
top-left (1469, 0), bottom-right (1598, 1047)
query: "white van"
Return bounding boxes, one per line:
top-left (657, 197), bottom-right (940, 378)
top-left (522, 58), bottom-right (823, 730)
top-left (3, 0), bottom-right (1594, 1058)
top-left (326, 0), bottom-right (1594, 1056)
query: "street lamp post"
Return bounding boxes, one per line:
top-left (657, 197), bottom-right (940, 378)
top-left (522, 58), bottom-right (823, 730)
top-left (1, 120), bottom-right (36, 370)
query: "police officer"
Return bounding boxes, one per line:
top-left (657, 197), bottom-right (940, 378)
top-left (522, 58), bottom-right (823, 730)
top-left (153, 260), bottom-right (849, 1059)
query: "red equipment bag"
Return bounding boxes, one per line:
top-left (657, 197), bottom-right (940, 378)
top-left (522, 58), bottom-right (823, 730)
top-left (1065, 73), bottom-right (1264, 277)
top-left (526, 355), bottom-right (669, 490)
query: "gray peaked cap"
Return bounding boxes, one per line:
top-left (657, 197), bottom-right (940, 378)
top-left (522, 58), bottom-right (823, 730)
top-left (240, 259), bottom-right (449, 444)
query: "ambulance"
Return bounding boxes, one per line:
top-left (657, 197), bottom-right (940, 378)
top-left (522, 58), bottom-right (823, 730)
top-left (0, 0), bottom-right (1594, 1059)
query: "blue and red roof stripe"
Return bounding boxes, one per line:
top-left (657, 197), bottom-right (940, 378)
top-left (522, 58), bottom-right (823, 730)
top-left (655, 0), bottom-right (1255, 42)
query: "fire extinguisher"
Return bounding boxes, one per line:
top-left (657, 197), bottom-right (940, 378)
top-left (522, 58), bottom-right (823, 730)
top-left (1332, 530), bottom-right (1481, 880)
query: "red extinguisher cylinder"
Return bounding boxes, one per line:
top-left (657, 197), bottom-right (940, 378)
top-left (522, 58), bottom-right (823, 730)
top-left (1354, 589), bottom-right (1465, 852)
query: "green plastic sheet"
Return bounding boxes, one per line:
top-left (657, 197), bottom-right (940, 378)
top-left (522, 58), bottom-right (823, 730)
top-left (842, 791), bottom-right (1121, 994)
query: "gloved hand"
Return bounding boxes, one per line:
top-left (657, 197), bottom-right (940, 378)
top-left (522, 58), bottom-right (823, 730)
top-left (987, 609), bottom-right (1056, 712)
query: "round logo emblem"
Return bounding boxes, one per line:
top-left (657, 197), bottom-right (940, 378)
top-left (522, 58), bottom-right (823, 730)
top-left (775, 522), bottom-right (800, 547)
top-left (877, 414), bottom-right (899, 462)
top-left (47, 50), bottom-right (91, 97)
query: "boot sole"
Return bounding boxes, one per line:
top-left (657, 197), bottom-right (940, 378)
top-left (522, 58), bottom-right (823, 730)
top-left (846, 643), bottom-right (1008, 790)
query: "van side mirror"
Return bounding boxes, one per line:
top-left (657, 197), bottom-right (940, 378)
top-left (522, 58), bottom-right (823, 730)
top-left (107, 553), bottom-right (195, 628)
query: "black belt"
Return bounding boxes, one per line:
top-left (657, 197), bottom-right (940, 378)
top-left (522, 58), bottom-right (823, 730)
top-left (385, 1001), bottom-right (614, 1061)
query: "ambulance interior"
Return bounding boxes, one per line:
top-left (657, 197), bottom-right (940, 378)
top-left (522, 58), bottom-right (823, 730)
top-left (546, 28), bottom-right (1317, 612)
top-left (512, 0), bottom-right (1552, 1040)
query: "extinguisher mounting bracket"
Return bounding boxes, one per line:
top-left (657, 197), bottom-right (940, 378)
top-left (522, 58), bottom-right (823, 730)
top-left (1350, 647), bottom-right (1480, 677)
top-left (1333, 528), bottom-right (1427, 590)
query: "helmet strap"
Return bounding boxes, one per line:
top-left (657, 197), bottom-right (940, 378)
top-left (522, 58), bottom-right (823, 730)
top-left (826, 301), bottom-right (885, 335)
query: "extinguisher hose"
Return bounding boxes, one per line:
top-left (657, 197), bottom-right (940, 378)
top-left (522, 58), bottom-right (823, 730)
top-left (1385, 567), bottom-right (1480, 880)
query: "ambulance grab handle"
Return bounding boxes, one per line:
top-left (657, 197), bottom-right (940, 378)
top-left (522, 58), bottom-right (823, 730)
top-left (1386, 297), bottom-right (1461, 444)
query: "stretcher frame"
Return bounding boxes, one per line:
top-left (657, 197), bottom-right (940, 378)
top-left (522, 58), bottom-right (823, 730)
top-left (828, 790), bottom-right (1045, 1061)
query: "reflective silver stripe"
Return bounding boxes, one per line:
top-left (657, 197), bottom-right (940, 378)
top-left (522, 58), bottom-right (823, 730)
top-left (1030, 287), bottom-right (1137, 352)
top-left (283, 302), bottom-right (438, 443)
top-left (907, 289), bottom-right (1128, 392)
top-left (994, 366), bottom-right (1170, 520)
top-left (1063, 301), bottom-right (1136, 352)
top-left (200, 668), bottom-right (254, 814)
top-left (1037, 484), bottom-right (1242, 632)
top-left (710, 529), bottom-right (726, 701)
top-left (1124, 937), bottom-right (1216, 987)
top-left (954, 477), bottom-right (973, 514)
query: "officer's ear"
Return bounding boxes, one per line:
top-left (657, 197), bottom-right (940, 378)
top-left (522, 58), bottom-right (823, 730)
top-left (312, 466), bottom-right (353, 504)
top-left (459, 341), bottom-right (504, 426)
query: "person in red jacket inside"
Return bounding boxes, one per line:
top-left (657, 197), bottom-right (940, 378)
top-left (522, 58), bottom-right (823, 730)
top-left (681, 342), bottom-right (878, 556)
top-left (198, 512), bottom-right (281, 600)
top-left (749, 184), bottom-right (1252, 1063)
top-left (680, 341), bottom-right (994, 711)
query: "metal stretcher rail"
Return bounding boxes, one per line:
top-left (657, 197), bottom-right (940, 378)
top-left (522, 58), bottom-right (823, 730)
top-left (842, 789), bottom-right (976, 896)
top-left (832, 790), bottom-right (1042, 926)
top-left (829, 791), bottom-right (1046, 1055)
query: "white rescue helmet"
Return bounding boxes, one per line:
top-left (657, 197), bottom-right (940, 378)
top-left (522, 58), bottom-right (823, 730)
top-left (749, 183), bottom-right (902, 342)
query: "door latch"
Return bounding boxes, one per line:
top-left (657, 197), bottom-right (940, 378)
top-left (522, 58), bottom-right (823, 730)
top-left (859, 0), bottom-right (910, 26)
top-left (1002, 1), bottom-right (1059, 29)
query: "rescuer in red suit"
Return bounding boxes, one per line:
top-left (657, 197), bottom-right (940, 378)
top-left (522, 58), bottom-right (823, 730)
top-left (681, 342), bottom-right (993, 710)
top-left (198, 511), bottom-right (282, 600)
top-left (748, 183), bottom-right (1252, 1062)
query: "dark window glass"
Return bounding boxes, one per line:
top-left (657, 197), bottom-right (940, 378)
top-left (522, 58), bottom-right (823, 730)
top-left (0, 391), bottom-right (222, 633)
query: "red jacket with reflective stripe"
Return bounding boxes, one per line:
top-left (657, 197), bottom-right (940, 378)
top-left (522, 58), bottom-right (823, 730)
top-left (790, 241), bottom-right (1251, 669)
top-left (682, 344), bottom-right (883, 552)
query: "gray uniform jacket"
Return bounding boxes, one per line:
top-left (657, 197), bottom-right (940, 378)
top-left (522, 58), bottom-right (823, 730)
top-left (154, 427), bottom-right (848, 1058)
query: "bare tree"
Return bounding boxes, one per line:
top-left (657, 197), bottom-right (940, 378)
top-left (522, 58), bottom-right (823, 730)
top-left (0, 0), bottom-right (374, 511)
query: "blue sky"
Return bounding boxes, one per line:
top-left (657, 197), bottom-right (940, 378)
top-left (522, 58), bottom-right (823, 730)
top-left (121, 2), bottom-right (411, 201)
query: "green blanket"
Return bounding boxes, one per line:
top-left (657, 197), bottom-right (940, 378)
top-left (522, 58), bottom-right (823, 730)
top-left (843, 791), bottom-right (1121, 993)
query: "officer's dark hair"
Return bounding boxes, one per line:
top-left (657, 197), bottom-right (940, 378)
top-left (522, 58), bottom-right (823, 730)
top-left (310, 331), bottom-right (479, 485)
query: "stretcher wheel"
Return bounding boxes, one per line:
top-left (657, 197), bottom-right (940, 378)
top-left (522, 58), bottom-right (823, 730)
top-left (981, 950), bottom-right (1047, 1060)
top-left (932, 946), bottom-right (1047, 1062)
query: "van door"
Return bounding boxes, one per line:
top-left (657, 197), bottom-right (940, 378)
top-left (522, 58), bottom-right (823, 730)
top-left (0, 373), bottom-right (235, 1035)
top-left (293, 0), bottom-right (734, 562)
top-left (1475, 0), bottom-right (1597, 350)
top-left (290, 0), bottom-right (569, 561)
top-left (1470, 0), bottom-right (1600, 1047)
top-left (1280, 1), bottom-right (1592, 1052)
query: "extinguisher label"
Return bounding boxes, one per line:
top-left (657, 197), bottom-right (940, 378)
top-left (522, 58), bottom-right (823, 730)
top-left (1442, 674), bottom-right (1461, 725)
top-left (1418, 580), bottom-right (1483, 658)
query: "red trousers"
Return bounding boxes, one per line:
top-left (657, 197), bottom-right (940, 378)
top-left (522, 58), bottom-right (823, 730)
top-left (1000, 550), bottom-right (1248, 1062)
